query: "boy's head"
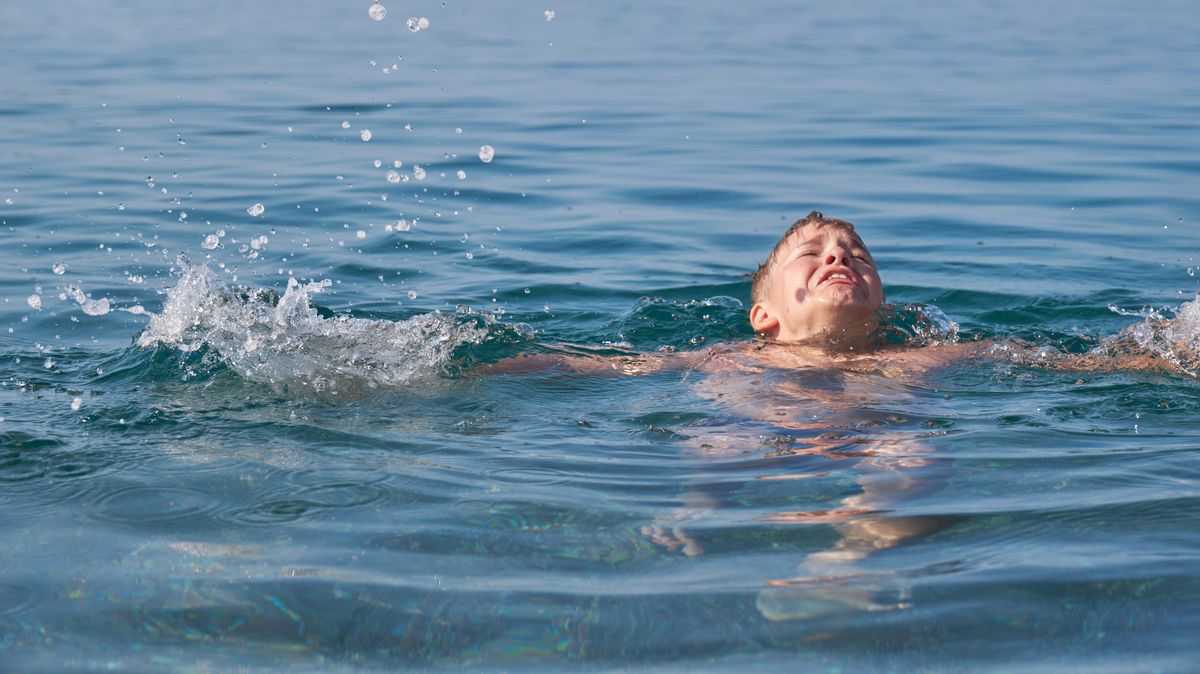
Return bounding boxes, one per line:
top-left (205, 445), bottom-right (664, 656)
top-left (749, 211), bottom-right (885, 343)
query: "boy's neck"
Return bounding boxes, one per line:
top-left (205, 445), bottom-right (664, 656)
top-left (769, 323), bottom-right (881, 355)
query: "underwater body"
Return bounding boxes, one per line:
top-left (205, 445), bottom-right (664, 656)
top-left (3, 0), bottom-right (1200, 671)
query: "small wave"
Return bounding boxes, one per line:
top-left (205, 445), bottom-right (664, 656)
top-left (874, 303), bottom-right (960, 347)
top-left (137, 262), bottom-right (525, 393)
top-left (610, 295), bottom-right (751, 351)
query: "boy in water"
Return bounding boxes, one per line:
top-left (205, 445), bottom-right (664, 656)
top-left (484, 210), bottom-right (1189, 618)
top-left (493, 210), bottom-right (974, 378)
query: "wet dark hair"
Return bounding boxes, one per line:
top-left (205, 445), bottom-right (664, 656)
top-left (749, 211), bottom-right (864, 305)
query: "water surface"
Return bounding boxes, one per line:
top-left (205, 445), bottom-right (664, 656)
top-left (2, 1), bottom-right (1200, 671)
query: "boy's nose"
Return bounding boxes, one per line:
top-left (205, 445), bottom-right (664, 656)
top-left (823, 248), bottom-right (849, 265)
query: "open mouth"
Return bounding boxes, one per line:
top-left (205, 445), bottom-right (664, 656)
top-left (818, 268), bottom-right (859, 288)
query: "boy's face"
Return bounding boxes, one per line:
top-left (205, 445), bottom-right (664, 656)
top-left (750, 224), bottom-right (884, 342)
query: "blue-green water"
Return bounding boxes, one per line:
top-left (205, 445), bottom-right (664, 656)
top-left (3, 1), bottom-right (1200, 671)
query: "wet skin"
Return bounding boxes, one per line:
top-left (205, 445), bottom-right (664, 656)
top-left (750, 224), bottom-right (885, 346)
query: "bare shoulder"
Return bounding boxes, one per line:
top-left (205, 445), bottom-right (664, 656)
top-left (708, 339), bottom-right (990, 379)
top-left (868, 340), bottom-right (991, 378)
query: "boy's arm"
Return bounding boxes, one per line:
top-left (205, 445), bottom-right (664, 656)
top-left (474, 348), bottom-right (707, 377)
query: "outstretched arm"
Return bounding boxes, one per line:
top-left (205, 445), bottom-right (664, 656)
top-left (474, 347), bottom-right (707, 377)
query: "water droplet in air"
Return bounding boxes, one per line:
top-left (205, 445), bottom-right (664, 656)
top-left (374, 159), bottom-right (383, 168)
top-left (342, 120), bottom-right (351, 129)
top-left (478, 145), bottom-right (495, 163)
top-left (81, 298), bottom-right (110, 316)
top-left (465, 252), bottom-right (474, 260)
top-left (356, 230), bottom-right (366, 240)
top-left (248, 203), bottom-right (265, 216)
top-left (394, 219), bottom-right (411, 232)
top-left (413, 165), bottom-right (427, 180)
top-left (407, 290), bottom-right (418, 299)
top-left (4, 198), bottom-right (12, 205)
top-left (202, 234), bottom-right (220, 249)
top-left (386, 170), bottom-right (401, 183)
top-left (71, 397), bottom-right (82, 412)
top-left (52, 262), bottom-right (67, 275)
top-left (524, 288), bottom-right (531, 294)
top-left (360, 129), bottom-right (373, 141)
top-left (457, 170), bottom-right (466, 180)
top-left (27, 294), bottom-right (42, 310)
top-left (406, 16), bottom-right (429, 31)
top-left (368, 2), bottom-right (387, 21)
top-left (545, 9), bottom-right (556, 21)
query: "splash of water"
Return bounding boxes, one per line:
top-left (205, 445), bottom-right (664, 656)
top-left (1102, 293), bottom-right (1200, 376)
top-left (65, 285), bottom-right (111, 316)
top-left (136, 263), bottom-right (510, 393)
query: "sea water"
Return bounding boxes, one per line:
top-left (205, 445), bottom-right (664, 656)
top-left (2, 1), bottom-right (1199, 671)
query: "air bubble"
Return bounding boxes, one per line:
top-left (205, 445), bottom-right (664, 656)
top-left (248, 203), bottom-right (265, 217)
top-left (478, 145), bottom-right (495, 163)
top-left (368, 2), bottom-right (387, 21)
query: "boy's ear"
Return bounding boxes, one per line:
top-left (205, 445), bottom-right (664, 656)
top-left (749, 303), bottom-right (778, 334)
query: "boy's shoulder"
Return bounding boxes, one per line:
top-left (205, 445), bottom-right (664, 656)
top-left (716, 340), bottom-right (987, 379)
